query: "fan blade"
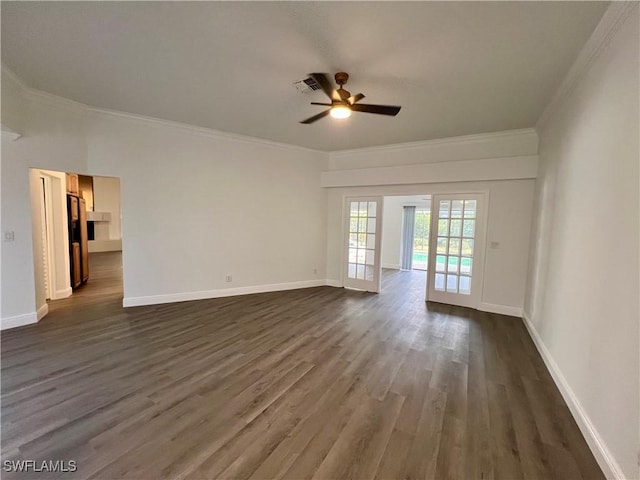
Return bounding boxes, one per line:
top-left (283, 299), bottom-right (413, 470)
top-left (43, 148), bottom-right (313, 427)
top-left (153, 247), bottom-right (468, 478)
top-left (309, 73), bottom-right (339, 101)
top-left (310, 102), bottom-right (332, 106)
top-left (300, 109), bottom-right (331, 124)
top-left (350, 104), bottom-right (401, 116)
top-left (348, 93), bottom-right (365, 105)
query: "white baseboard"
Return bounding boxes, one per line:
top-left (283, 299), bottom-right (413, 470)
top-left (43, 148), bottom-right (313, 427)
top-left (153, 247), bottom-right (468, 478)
top-left (1, 312), bottom-right (38, 330)
top-left (52, 287), bottom-right (72, 300)
top-left (325, 279), bottom-right (343, 288)
top-left (382, 263), bottom-right (401, 270)
top-left (522, 312), bottom-right (624, 479)
top-left (88, 239), bottom-right (122, 253)
top-left (36, 303), bottom-right (49, 321)
top-left (478, 302), bottom-right (523, 317)
top-left (123, 279), bottom-right (331, 307)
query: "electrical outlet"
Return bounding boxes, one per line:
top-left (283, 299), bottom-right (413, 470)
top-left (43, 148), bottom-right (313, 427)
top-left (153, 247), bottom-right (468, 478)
top-left (225, 275), bottom-right (232, 283)
top-left (490, 241), bottom-right (500, 249)
top-left (313, 268), bottom-right (317, 275)
top-left (3, 231), bottom-right (15, 242)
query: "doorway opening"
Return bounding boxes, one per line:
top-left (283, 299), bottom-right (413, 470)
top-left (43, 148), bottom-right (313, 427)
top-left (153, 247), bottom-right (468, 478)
top-left (29, 168), bottom-right (123, 320)
top-left (400, 204), bottom-right (432, 272)
top-left (412, 207), bottom-right (431, 270)
top-left (345, 192), bottom-right (487, 309)
top-left (381, 195), bottom-right (431, 272)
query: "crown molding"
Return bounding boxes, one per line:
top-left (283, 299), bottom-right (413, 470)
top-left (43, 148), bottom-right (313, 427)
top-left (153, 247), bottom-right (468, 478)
top-left (1, 65), bottom-right (322, 155)
top-left (321, 155), bottom-right (538, 188)
top-left (23, 87), bottom-right (88, 113)
top-left (330, 128), bottom-right (538, 158)
top-left (86, 106), bottom-right (322, 155)
top-left (537, 2), bottom-right (638, 130)
top-left (1, 126), bottom-right (22, 141)
top-left (2, 122), bottom-right (22, 140)
top-left (1, 63), bottom-right (28, 91)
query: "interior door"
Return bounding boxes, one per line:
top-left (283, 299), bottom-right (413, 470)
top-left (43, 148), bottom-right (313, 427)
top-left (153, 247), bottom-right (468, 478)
top-left (344, 197), bottom-right (383, 292)
top-left (427, 194), bottom-right (486, 308)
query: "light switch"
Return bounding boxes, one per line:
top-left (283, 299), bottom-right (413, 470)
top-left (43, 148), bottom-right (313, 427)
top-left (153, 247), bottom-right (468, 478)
top-left (4, 231), bottom-right (15, 242)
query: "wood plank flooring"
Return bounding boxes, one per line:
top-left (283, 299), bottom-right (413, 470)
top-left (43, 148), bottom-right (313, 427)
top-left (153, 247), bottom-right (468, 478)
top-left (1, 256), bottom-right (604, 479)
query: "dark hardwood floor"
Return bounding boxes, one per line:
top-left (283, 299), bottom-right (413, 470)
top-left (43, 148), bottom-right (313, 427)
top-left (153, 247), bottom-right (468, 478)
top-left (51, 251), bottom-right (124, 307)
top-left (1, 257), bottom-right (603, 479)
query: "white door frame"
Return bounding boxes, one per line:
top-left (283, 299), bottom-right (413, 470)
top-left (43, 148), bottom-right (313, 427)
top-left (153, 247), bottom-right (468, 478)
top-left (38, 175), bottom-right (55, 300)
top-left (35, 169), bottom-right (72, 301)
top-left (342, 196), bottom-right (384, 292)
top-left (426, 192), bottom-right (488, 308)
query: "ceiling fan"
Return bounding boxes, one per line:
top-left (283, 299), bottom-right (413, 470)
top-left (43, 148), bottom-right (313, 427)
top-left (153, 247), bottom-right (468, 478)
top-left (300, 72), bottom-right (401, 124)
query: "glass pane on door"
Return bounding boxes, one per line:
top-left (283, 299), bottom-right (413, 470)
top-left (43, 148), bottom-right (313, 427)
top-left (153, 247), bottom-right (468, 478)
top-left (433, 198), bottom-right (477, 295)
top-left (347, 201), bottom-right (377, 281)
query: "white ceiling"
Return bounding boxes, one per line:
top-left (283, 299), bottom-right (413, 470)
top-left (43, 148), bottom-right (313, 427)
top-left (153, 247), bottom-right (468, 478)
top-left (1, 1), bottom-right (608, 151)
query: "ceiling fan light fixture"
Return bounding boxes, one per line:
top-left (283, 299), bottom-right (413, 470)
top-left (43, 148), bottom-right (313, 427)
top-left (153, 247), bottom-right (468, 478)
top-left (299, 73), bottom-right (400, 124)
top-left (330, 105), bottom-right (351, 119)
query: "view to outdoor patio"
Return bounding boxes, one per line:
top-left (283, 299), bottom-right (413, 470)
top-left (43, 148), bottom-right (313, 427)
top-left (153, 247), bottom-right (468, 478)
top-left (412, 208), bottom-right (430, 270)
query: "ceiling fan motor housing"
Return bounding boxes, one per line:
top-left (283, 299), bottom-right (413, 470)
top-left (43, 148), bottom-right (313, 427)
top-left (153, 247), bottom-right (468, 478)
top-left (334, 72), bottom-right (349, 86)
top-left (334, 72), bottom-right (351, 101)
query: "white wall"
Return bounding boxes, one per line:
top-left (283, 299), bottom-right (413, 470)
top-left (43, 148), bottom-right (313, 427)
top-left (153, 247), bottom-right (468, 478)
top-left (86, 111), bottom-right (329, 305)
top-left (328, 128), bottom-right (538, 170)
top-left (1, 73), bottom-right (89, 328)
top-left (1, 69), bottom-right (25, 134)
top-left (525, 5), bottom-right (639, 479)
top-left (90, 175), bottom-right (122, 252)
top-left (92, 176), bottom-right (121, 241)
top-left (1, 71), bottom-right (329, 325)
top-left (381, 195), bottom-right (430, 270)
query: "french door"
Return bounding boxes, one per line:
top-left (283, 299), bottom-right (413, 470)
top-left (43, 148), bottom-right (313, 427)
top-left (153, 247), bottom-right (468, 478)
top-left (427, 194), bottom-right (486, 308)
top-left (344, 197), bottom-right (383, 292)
